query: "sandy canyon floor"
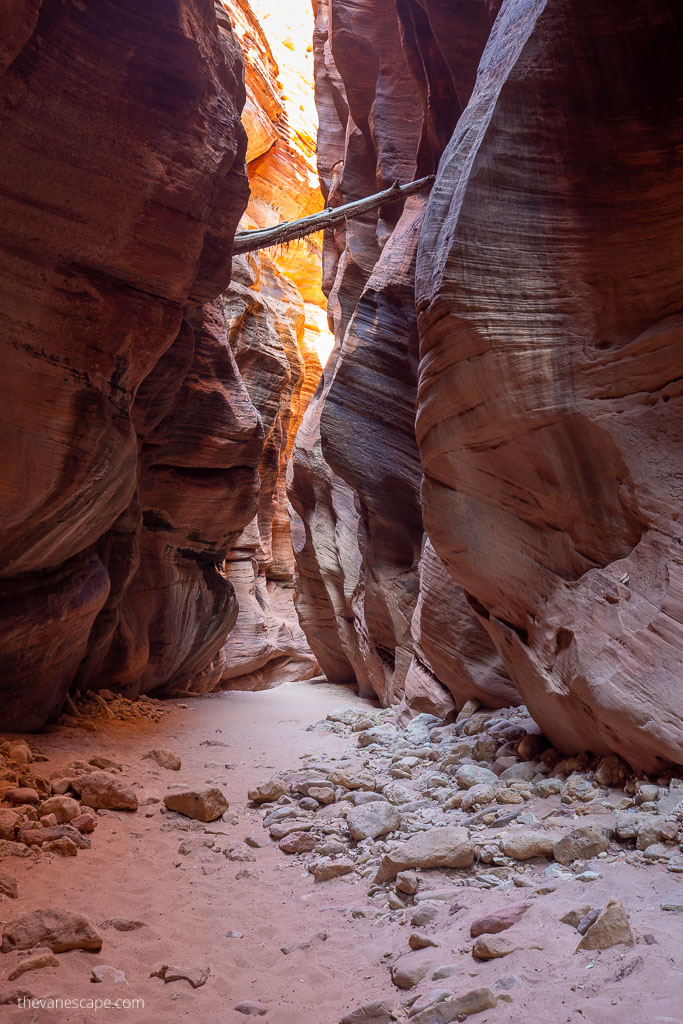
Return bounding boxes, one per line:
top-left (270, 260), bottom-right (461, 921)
top-left (1, 681), bottom-right (682, 1024)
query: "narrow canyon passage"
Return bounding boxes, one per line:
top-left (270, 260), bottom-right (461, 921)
top-left (0, 0), bottom-right (682, 1021)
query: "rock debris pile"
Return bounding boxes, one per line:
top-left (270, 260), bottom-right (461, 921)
top-left (246, 701), bottom-right (683, 1020)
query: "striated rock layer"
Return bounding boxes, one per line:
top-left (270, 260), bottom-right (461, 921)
top-left (0, 0), bottom-right (256, 728)
top-left (216, 0), bottom-right (328, 690)
top-left (218, 255), bottom-right (320, 690)
top-left (416, 0), bottom-right (683, 770)
top-left (290, 0), bottom-right (514, 715)
top-left (295, 0), bottom-right (683, 768)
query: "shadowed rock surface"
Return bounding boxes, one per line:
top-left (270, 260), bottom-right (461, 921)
top-left (416, 0), bottom-right (683, 769)
top-left (289, 0), bottom-right (515, 717)
top-left (290, 0), bottom-right (682, 768)
top-left (0, 0), bottom-right (255, 728)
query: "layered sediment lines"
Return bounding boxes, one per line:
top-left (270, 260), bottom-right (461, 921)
top-left (0, 0), bottom-right (256, 728)
top-left (416, 0), bottom-right (683, 770)
top-left (290, 0), bottom-right (515, 718)
top-left (292, 0), bottom-right (683, 769)
top-left (216, 0), bottom-right (327, 690)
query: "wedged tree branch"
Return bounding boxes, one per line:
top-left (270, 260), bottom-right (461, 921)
top-left (232, 175), bottom-right (435, 255)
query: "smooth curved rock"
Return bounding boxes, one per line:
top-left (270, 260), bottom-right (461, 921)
top-left (416, 0), bottom-right (683, 769)
top-left (0, 0), bottom-right (252, 726)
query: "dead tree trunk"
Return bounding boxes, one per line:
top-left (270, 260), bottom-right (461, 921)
top-left (232, 175), bottom-right (434, 256)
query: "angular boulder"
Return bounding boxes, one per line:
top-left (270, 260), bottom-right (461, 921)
top-left (163, 788), bottom-right (228, 822)
top-left (375, 826), bottom-right (474, 882)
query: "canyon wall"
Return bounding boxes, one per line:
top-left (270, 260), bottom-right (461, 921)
top-left (0, 0), bottom-right (330, 723)
top-left (293, 0), bottom-right (683, 769)
top-left (290, 0), bottom-right (517, 717)
top-left (0, 0), bottom-right (261, 729)
top-left (416, 0), bottom-right (683, 771)
top-left (216, 0), bottom-right (328, 690)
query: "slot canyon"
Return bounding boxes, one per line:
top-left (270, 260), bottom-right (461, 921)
top-left (0, 0), bottom-right (681, 1020)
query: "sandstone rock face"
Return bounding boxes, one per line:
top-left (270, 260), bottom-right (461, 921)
top-left (1, 909), bottom-right (102, 953)
top-left (289, 0), bottom-right (424, 702)
top-left (0, 0), bottom-right (256, 727)
top-left (293, 0), bottom-right (682, 770)
top-left (290, 0), bottom-right (513, 714)
top-left (217, 255), bottom-right (321, 690)
top-left (415, 0), bottom-right (683, 770)
top-left (213, 0), bottom-right (328, 691)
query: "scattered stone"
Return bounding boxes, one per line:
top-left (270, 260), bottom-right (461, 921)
top-left (235, 1001), bottom-right (267, 1016)
top-left (409, 932), bottom-right (438, 950)
top-left (224, 844), bottom-right (256, 863)
top-left (411, 988), bottom-right (497, 1023)
top-left (594, 755), bottom-right (629, 788)
top-left (308, 786), bottom-right (336, 805)
top-left (390, 954), bottom-right (431, 989)
top-left (244, 835), bottom-right (268, 849)
top-left (5, 788), bottom-right (40, 806)
top-left (472, 935), bottom-right (529, 961)
top-left (660, 894), bottom-right (683, 912)
top-left (553, 826), bottom-right (608, 865)
top-left (455, 766), bottom-right (498, 789)
top-left (91, 966), bottom-right (128, 984)
top-left (0, 988), bottom-right (34, 1005)
top-left (310, 858), bottom-right (354, 882)
top-left (339, 998), bottom-right (395, 1024)
top-left (1, 909), bottom-right (103, 953)
top-left (375, 826), bottom-right (474, 882)
top-left (577, 908), bottom-right (601, 935)
top-left (0, 809), bottom-right (20, 841)
top-left (0, 840), bottom-right (32, 858)
top-left (299, 797), bottom-right (319, 812)
top-left (328, 770), bottom-right (375, 791)
top-left (150, 962), bottom-right (210, 988)
top-left (432, 965), bottom-right (458, 980)
top-left (469, 903), bottom-right (529, 938)
top-left (100, 918), bottom-right (146, 931)
top-left (164, 788), bottom-right (228, 822)
top-left (396, 871), bottom-right (418, 895)
top-left (461, 784), bottom-right (497, 811)
top-left (17, 824), bottom-right (91, 849)
top-left (43, 837), bottom-right (79, 856)
top-left (71, 772), bottom-right (138, 811)
top-left (576, 900), bottom-right (634, 951)
top-left (358, 725), bottom-right (399, 748)
top-left (0, 870), bottom-right (18, 898)
top-left (347, 801), bottom-right (401, 841)
top-left (36, 796), bottom-right (80, 823)
top-left (7, 947), bottom-right (59, 980)
top-left (144, 748), bottom-right (181, 771)
top-left (560, 905), bottom-right (592, 929)
top-left (279, 832), bottom-right (317, 854)
top-left (501, 831), bottom-right (557, 860)
top-left (248, 779), bottom-right (288, 804)
top-left (411, 903), bottom-right (440, 928)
